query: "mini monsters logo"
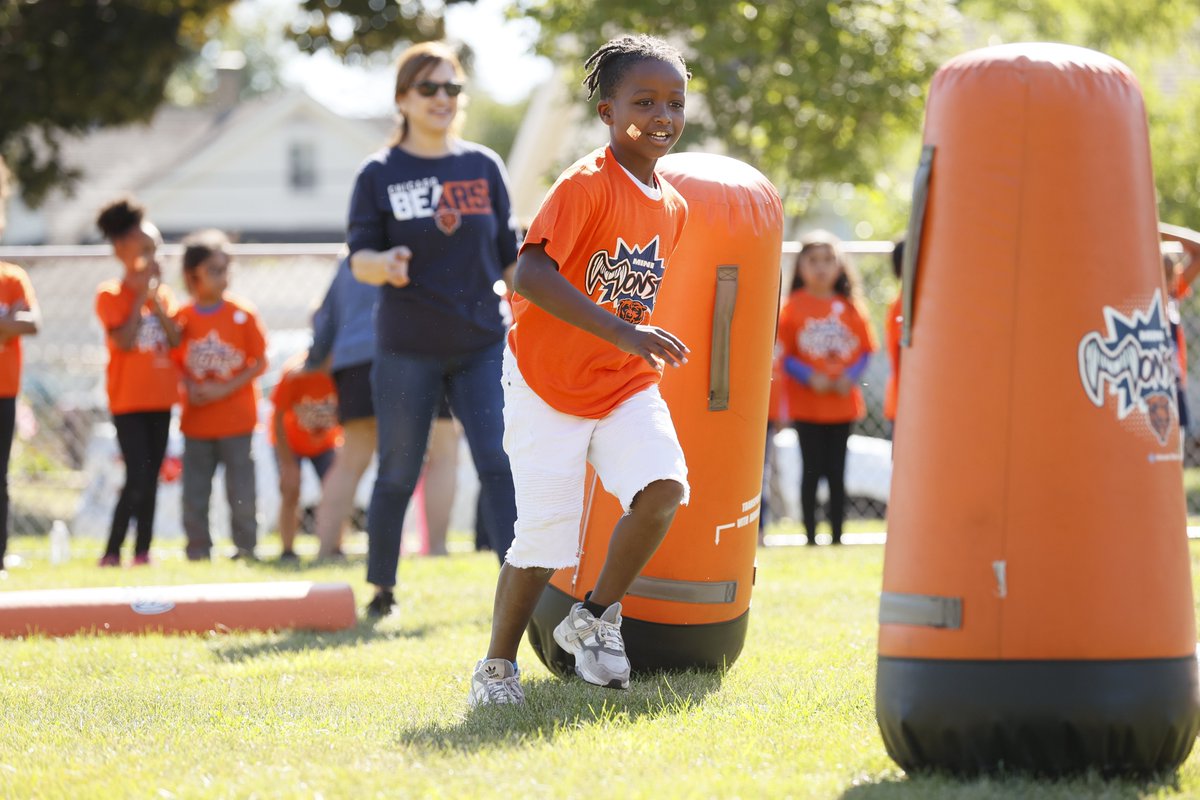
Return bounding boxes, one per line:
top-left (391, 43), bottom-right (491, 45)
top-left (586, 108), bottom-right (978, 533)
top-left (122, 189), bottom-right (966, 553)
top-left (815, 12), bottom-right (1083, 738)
top-left (186, 330), bottom-right (245, 380)
top-left (1077, 290), bottom-right (1177, 445)
top-left (797, 307), bottom-right (859, 362)
top-left (584, 236), bottom-right (665, 325)
top-left (134, 314), bottom-right (168, 353)
top-left (294, 396), bottom-right (339, 434)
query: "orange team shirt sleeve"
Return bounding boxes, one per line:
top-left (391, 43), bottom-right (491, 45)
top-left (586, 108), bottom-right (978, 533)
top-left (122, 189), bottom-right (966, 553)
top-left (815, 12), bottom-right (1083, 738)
top-left (1172, 273), bottom-right (1192, 301)
top-left (95, 282), bottom-right (133, 332)
top-left (268, 371), bottom-right (290, 446)
top-left (521, 176), bottom-right (597, 268)
top-left (0, 266), bottom-right (35, 398)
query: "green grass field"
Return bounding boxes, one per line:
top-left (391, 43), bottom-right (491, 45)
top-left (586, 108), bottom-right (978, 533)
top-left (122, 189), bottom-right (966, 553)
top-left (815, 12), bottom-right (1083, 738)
top-left (2, 530), bottom-right (1200, 799)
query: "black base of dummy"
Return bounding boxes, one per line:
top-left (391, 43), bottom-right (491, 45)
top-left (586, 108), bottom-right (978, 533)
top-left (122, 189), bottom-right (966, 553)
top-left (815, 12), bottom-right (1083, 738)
top-left (876, 655), bottom-right (1200, 776)
top-left (527, 584), bottom-right (749, 677)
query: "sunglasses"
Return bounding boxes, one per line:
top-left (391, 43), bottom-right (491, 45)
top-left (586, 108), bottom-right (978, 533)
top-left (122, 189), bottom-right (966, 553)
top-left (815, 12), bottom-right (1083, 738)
top-left (414, 80), bottom-right (464, 98)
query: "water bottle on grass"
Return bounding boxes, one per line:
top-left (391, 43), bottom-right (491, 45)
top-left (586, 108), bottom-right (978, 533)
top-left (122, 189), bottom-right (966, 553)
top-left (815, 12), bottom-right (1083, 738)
top-left (49, 519), bottom-right (70, 565)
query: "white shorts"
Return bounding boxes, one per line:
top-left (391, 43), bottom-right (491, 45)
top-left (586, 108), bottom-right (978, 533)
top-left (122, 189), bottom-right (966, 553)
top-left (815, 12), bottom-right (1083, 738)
top-left (501, 347), bottom-right (689, 569)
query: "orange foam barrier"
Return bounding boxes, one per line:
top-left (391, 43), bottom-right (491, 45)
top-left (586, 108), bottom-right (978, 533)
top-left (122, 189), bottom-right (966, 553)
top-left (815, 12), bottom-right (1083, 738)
top-left (527, 151), bottom-right (784, 674)
top-left (0, 581), bottom-right (357, 637)
top-left (877, 43), bottom-right (1200, 775)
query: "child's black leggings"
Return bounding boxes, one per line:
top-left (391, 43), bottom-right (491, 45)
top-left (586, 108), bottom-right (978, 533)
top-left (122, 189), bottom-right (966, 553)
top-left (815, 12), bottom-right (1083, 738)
top-left (794, 421), bottom-right (852, 544)
top-left (105, 411), bottom-right (171, 557)
top-left (0, 397), bottom-right (13, 566)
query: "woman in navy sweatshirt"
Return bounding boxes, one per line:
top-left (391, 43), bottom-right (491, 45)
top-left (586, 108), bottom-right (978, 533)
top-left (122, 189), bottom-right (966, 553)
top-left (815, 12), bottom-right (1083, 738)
top-left (347, 41), bottom-right (518, 616)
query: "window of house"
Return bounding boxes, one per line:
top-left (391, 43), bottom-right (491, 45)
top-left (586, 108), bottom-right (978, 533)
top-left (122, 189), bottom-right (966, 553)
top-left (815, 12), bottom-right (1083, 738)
top-left (288, 141), bottom-right (317, 191)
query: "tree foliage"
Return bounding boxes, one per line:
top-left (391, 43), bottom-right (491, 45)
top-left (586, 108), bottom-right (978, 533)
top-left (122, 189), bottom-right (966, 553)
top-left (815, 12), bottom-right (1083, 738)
top-left (0, 0), bottom-right (236, 206)
top-left (510, 0), bottom-right (958, 209)
top-left (289, 0), bottom-right (476, 60)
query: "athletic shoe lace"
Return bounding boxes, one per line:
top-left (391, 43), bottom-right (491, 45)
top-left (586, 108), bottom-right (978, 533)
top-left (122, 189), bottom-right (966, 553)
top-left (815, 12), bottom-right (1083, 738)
top-left (592, 618), bottom-right (625, 651)
top-left (484, 675), bottom-right (524, 704)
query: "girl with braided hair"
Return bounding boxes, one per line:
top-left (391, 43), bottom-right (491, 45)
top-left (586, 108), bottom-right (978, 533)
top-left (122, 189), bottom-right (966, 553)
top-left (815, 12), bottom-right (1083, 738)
top-left (94, 196), bottom-right (180, 566)
top-left (470, 34), bottom-right (692, 705)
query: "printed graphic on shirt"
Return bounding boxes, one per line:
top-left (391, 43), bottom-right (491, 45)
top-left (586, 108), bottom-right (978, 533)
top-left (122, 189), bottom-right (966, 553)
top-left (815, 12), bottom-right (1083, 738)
top-left (387, 177), bottom-right (491, 236)
top-left (796, 302), bottom-right (860, 361)
top-left (1078, 290), bottom-right (1177, 446)
top-left (186, 329), bottom-right (246, 380)
top-left (293, 395), bottom-right (338, 433)
top-left (584, 236), bottom-right (665, 325)
top-left (134, 314), bottom-right (169, 353)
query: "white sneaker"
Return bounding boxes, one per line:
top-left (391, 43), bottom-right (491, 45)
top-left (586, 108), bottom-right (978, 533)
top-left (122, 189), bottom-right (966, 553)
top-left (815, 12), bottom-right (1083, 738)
top-left (469, 658), bottom-right (525, 707)
top-left (552, 602), bottom-right (631, 689)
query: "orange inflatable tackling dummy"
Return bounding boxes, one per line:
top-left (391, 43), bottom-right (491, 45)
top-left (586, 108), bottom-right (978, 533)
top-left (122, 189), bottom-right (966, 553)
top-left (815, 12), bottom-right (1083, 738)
top-left (0, 581), bottom-right (356, 637)
top-left (877, 43), bottom-right (1200, 775)
top-left (526, 152), bottom-right (783, 675)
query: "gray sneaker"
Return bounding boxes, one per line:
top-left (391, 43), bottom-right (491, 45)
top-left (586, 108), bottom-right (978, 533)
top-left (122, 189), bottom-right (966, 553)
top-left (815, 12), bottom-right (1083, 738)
top-left (469, 658), bottom-right (525, 707)
top-left (552, 602), bottom-right (630, 689)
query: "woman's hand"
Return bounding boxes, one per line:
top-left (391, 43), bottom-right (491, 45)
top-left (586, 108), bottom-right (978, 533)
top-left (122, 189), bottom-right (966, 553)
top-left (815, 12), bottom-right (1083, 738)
top-left (383, 246), bottom-right (412, 287)
top-left (351, 247), bottom-right (412, 287)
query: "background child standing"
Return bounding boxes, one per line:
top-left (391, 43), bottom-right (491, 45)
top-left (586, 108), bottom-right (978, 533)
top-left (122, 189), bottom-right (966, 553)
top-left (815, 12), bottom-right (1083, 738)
top-left (174, 230), bottom-right (268, 561)
top-left (0, 158), bottom-right (37, 577)
top-left (470, 34), bottom-right (691, 706)
top-left (94, 197), bottom-right (180, 567)
top-left (270, 350), bottom-right (341, 562)
top-left (778, 231), bottom-right (876, 546)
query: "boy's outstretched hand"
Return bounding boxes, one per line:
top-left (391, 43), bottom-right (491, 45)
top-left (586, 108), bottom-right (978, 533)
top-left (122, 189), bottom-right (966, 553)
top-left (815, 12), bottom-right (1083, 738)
top-left (614, 324), bottom-right (689, 369)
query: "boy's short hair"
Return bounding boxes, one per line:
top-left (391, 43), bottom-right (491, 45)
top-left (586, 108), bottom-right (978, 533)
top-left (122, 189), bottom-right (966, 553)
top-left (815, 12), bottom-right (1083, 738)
top-left (182, 229), bottom-right (230, 273)
top-left (582, 34), bottom-right (690, 100)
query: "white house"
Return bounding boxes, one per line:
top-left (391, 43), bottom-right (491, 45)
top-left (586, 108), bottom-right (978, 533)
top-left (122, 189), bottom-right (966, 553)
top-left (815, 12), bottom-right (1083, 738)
top-left (7, 68), bottom-right (391, 245)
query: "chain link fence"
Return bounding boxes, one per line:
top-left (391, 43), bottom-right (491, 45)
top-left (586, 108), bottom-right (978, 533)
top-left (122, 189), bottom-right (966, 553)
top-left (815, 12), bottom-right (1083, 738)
top-left (2, 242), bottom-right (1196, 542)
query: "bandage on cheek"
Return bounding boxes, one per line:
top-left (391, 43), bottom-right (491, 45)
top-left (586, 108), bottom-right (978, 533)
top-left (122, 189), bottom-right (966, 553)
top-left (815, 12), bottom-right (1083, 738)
top-left (626, 123), bottom-right (642, 140)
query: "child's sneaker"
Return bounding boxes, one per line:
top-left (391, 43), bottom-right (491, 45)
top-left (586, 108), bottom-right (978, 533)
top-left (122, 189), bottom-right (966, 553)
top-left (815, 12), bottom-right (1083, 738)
top-left (553, 601), bottom-right (631, 689)
top-left (98, 554), bottom-right (121, 567)
top-left (468, 658), bottom-right (524, 707)
top-left (132, 552), bottom-right (151, 566)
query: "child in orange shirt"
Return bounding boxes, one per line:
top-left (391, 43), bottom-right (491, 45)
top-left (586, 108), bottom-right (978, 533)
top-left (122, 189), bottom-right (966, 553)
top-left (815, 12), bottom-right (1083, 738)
top-left (270, 351), bottom-right (341, 561)
top-left (470, 35), bottom-right (691, 706)
top-left (0, 158), bottom-right (38, 576)
top-left (174, 230), bottom-right (268, 561)
top-left (94, 197), bottom-right (181, 567)
top-left (1160, 223), bottom-right (1200, 437)
top-left (778, 231), bottom-right (877, 546)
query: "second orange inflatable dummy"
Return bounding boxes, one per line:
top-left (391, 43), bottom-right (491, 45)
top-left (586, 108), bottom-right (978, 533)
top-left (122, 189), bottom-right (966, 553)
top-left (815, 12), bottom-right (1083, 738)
top-left (526, 152), bottom-right (783, 673)
top-left (877, 43), bottom-right (1200, 775)
top-left (0, 581), bottom-right (356, 637)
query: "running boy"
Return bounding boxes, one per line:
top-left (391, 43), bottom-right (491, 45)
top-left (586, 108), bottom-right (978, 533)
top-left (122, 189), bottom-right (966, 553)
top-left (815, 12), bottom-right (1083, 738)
top-left (174, 230), bottom-right (268, 561)
top-left (470, 34), bottom-right (691, 706)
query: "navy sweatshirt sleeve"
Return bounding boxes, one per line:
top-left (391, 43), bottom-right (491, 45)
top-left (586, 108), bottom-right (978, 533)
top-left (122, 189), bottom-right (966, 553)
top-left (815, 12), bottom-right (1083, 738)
top-left (344, 143), bottom-right (516, 356)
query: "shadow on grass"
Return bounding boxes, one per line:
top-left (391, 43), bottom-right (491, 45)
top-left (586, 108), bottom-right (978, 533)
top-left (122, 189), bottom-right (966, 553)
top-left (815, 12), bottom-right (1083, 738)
top-left (838, 768), bottom-right (1185, 799)
top-left (208, 618), bottom-right (432, 663)
top-left (400, 668), bottom-right (725, 752)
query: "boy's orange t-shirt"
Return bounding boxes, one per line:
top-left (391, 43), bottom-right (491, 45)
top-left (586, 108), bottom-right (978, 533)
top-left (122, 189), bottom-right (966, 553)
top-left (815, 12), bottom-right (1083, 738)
top-left (778, 289), bottom-right (877, 424)
top-left (270, 368), bottom-right (342, 457)
top-left (174, 294), bottom-right (267, 439)
top-left (0, 263), bottom-right (36, 399)
top-left (95, 280), bottom-right (181, 414)
top-left (508, 146), bottom-right (689, 419)
top-left (883, 294), bottom-right (902, 421)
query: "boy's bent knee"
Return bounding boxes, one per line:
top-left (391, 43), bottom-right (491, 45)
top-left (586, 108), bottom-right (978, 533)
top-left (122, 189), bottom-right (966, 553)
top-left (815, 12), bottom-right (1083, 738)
top-left (630, 479), bottom-right (685, 517)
